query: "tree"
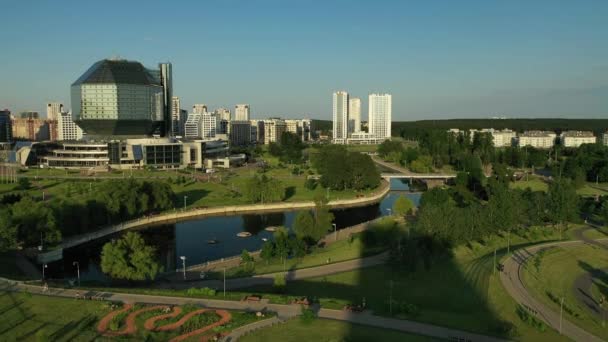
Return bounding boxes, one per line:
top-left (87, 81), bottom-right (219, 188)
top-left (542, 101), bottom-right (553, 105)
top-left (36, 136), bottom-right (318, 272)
top-left (273, 227), bottom-right (290, 264)
top-left (243, 175), bottom-right (285, 203)
top-left (100, 232), bottom-right (161, 281)
top-left (601, 201), bottom-right (608, 227)
top-left (289, 236), bottom-right (307, 258)
top-left (260, 241), bottom-right (275, 264)
top-left (393, 196), bottom-right (414, 217)
top-left (17, 177), bottom-right (31, 190)
top-left (547, 178), bottom-right (579, 237)
top-left (293, 211), bottom-right (317, 242)
top-left (0, 208), bottom-right (17, 252)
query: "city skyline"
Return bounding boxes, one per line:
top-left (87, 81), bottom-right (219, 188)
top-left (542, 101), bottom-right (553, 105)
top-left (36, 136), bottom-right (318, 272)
top-left (1, 1), bottom-right (607, 120)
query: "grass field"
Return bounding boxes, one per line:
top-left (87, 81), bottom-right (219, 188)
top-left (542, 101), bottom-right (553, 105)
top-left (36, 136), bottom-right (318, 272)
top-left (219, 219), bottom-right (398, 279)
top-left (239, 318), bottom-right (436, 342)
top-left (243, 226), bottom-right (574, 340)
top-left (1, 151), bottom-right (379, 211)
top-left (521, 244), bottom-right (608, 339)
top-left (510, 177), bottom-right (549, 192)
top-left (0, 291), bottom-right (263, 341)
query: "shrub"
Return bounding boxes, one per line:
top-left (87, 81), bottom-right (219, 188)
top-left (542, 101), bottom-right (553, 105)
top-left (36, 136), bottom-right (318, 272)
top-left (186, 287), bottom-right (217, 297)
top-left (300, 308), bottom-right (317, 324)
top-left (273, 274), bottom-right (286, 292)
top-left (516, 305), bottom-right (546, 331)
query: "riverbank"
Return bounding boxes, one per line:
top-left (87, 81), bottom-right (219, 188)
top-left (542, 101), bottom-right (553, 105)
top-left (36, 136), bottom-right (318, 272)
top-left (39, 180), bottom-right (390, 262)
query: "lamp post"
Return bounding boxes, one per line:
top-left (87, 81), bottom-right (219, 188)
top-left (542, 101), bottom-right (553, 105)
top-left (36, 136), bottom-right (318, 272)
top-left (223, 267), bottom-right (226, 298)
top-left (42, 263), bottom-right (48, 280)
top-left (42, 191), bottom-right (45, 201)
top-left (332, 223), bottom-right (337, 241)
top-left (180, 256), bottom-right (187, 280)
top-left (183, 195), bottom-right (188, 211)
top-left (73, 261), bottom-right (80, 287)
top-left (386, 208), bottom-right (392, 216)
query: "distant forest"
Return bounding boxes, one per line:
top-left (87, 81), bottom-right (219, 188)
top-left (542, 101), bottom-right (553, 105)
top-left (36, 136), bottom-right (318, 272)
top-left (312, 119), bottom-right (608, 140)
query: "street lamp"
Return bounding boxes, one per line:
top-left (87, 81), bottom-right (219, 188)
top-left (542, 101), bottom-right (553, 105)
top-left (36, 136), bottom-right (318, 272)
top-left (223, 267), bottom-right (226, 298)
top-left (73, 261), bottom-right (80, 287)
top-left (180, 256), bottom-right (187, 280)
top-left (42, 263), bottom-right (48, 280)
top-left (183, 196), bottom-right (188, 211)
top-left (332, 223), bottom-right (337, 241)
top-left (386, 208), bottom-right (392, 216)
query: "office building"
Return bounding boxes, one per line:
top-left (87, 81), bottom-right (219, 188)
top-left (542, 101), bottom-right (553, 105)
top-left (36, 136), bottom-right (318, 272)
top-left (214, 108), bottom-right (231, 121)
top-left (57, 112), bottom-right (84, 141)
top-left (0, 110), bottom-right (12, 143)
top-left (200, 112), bottom-right (217, 139)
top-left (192, 104), bottom-right (208, 114)
top-left (332, 91), bottom-right (349, 144)
top-left (235, 104), bottom-right (250, 121)
top-left (368, 93), bottom-right (392, 140)
top-left (12, 118), bottom-right (50, 141)
top-left (250, 120), bottom-right (261, 143)
top-left (560, 131), bottom-right (596, 148)
top-left (71, 58), bottom-right (172, 139)
top-left (171, 96), bottom-right (185, 136)
top-left (20, 111), bottom-right (39, 119)
top-left (184, 113), bottom-right (202, 139)
top-left (517, 131), bottom-right (556, 149)
top-left (490, 129), bottom-right (516, 147)
top-left (348, 98), bottom-right (361, 133)
top-left (46, 103), bottom-right (63, 121)
top-left (230, 121), bottom-right (252, 146)
top-left (604, 132), bottom-right (608, 146)
top-left (262, 119), bottom-right (286, 144)
top-left (285, 119), bottom-right (312, 141)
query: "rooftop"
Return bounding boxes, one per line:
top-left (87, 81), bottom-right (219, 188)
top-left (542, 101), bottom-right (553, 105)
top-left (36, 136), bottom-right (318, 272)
top-left (72, 59), bottom-right (159, 86)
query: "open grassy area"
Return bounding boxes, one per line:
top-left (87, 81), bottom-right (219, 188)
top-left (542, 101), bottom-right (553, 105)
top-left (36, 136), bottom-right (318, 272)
top-left (243, 226), bottom-right (574, 340)
top-left (521, 244), bottom-right (608, 339)
top-left (239, 318), bottom-right (436, 342)
top-left (577, 183), bottom-right (608, 197)
top-left (219, 219), bottom-right (398, 279)
top-left (510, 177), bottom-right (549, 192)
top-left (0, 290), bottom-right (265, 341)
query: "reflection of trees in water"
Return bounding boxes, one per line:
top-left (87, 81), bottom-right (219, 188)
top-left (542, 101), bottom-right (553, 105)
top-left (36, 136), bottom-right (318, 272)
top-left (331, 204), bottom-right (379, 229)
top-left (242, 213), bottom-right (285, 235)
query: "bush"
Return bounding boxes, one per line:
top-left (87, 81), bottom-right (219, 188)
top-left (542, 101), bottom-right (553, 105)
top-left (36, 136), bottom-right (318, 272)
top-left (273, 274), bottom-right (286, 292)
top-left (304, 178), bottom-right (317, 190)
top-left (516, 305), bottom-right (546, 331)
top-left (186, 287), bottom-right (217, 297)
top-left (300, 308), bottom-right (317, 324)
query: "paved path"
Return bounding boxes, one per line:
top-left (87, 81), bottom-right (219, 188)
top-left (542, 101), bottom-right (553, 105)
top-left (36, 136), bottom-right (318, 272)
top-left (0, 278), bottom-right (506, 342)
top-left (318, 309), bottom-right (508, 342)
top-left (158, 252), bottom-right (390, 290)
top-left (500, 238), bottom-right (607, 342)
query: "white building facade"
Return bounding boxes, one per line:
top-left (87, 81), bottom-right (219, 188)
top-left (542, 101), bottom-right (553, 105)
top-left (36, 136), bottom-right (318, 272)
top-left (348, 97), bottom-right (361, 133)
top-left (517, 131), bottom-right (557, 149)
top-left (235, 104), bottom-right (250, 121)
top-left (560, 131), bottom-right (596, 148)
top-left (368, 93), bottom-right (391, 140)
top-left (192, 104), bottom-right (208, 114)
top-left (46, 103), bottom-right (63, 121)
top-left (57, 112), bottom-right (84, 141)
top-left (332, 91), bottom-right (349, 144)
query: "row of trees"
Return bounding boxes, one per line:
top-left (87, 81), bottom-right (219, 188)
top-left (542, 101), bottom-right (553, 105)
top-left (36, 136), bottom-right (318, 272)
top-left (268, 132), bottom-right (306, 164)
top-left (0, 179), bottom-right (176, 252)
top-left (311, 145), bottom-right (380, 190)
top-left (242, 174), bottom-right (285, 203)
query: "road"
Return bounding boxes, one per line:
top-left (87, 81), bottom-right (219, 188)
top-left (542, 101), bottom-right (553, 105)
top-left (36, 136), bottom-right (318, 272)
top-left (500, 238), bottom-right (607, 342)
top-left (158, 252), bottom-right (390, 290)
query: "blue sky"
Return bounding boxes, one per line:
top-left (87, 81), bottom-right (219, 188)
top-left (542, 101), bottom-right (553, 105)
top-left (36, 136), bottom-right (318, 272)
top-left (1, 0), bottom-right (607, 120)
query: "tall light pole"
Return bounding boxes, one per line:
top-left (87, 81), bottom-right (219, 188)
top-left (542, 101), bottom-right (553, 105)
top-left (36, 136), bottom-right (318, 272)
top-left (73, 261), bottom-right (80, 287)
top-left (42, 263), bottom-right (48, 280)
top-left (559, 296), bottom-right (564, 334)
top-left (183, 196), bottom-right (188, 211)
top-left (223, 267), bottom-right (226, 298)
top-left (332, 223), bottom-right (337, 242)
top-left (386, 208), bottom-right (392, 216)
top-left (42, 191), bottom-right (45, 201)
top-left (180, 256), bottom-right (187, 280)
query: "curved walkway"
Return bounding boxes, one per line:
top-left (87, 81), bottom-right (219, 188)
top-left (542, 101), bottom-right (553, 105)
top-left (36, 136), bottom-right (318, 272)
top-left (500, 237), bottom-right (607, 342)
top-left (42, 179), bottom-right (390, 255)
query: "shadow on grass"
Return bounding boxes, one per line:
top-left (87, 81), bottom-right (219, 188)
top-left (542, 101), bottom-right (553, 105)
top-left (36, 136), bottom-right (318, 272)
top-left (173, 189), bottom-right (210, 207)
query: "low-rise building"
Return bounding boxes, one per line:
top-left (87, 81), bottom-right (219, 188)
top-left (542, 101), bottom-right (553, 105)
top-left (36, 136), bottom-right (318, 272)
top-left (560, 131), bottom-right (596, 148)
top-left (517, 131), bottom-right (556, 149)
top-left (346, 132), bottom-right (386, 145)
top-left (491, 129), bottom-right (516, 147)
top-left (603, 132), bottom-right (608, 146)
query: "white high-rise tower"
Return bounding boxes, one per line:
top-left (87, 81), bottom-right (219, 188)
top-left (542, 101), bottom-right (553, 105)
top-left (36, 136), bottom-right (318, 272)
top-left (368, 93), bottom-right (391, 140)
top-left (46, 103), bottom-right (63, 121)
top-left (332, 91), bottom-right (349, 143)
top-left (235, 104), bottom-right (250, 121)
top-left (192, 104), bottom-right (208, 114)
top-left (348, 98), bottom-right (361, 133)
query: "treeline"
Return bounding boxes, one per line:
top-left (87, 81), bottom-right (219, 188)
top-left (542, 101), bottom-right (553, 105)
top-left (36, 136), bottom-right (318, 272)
top-left (311, 119), bottom-right (608, 139)
top-left (558, 144), bottom-right (608, 183)
top-left (0, 179), bottom-right (175, 251)
top-left (395, 119), bottom-right (608, 140)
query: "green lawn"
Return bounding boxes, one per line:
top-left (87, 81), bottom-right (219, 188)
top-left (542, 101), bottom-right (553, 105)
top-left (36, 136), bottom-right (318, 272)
top-left (577, 183), bottom-right (608, 197)
top-left (219, 219), bottom-right (397, 279)
top-left (242, 226), bottom-right (573, 341)
top-left (510, 177), bottom-right (549, 192)
top-left (0, 291), bottom-right (266, 341)
top-left (239, 318), bottom-right (436, 342)
top-left (521, 244), bottom-right (608, 339)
